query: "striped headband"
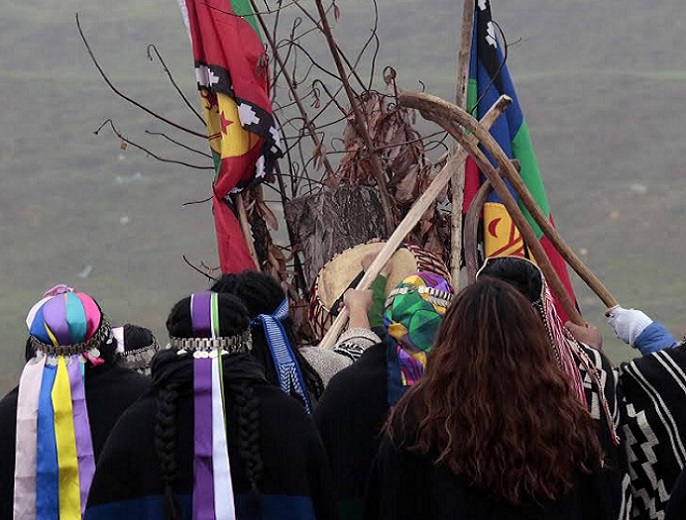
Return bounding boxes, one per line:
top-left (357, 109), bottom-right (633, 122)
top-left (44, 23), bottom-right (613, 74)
top-left (14, 291), bottom-right (106, 518)
top-left (253, 299), bottom-right (312, 414)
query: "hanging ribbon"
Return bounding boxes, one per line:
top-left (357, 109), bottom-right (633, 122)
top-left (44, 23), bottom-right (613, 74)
top-left (191, 292), bottom-right (213, 338)
top-left (52, 357), bottom-right (81, 518)
top-left (193, 357), bottom-right (215, 520)
top-left (212, 354), bottom-right (236, 519)
top-left (36, 362), bottom-right (59, 518)
top-left (254, 299), bottom-right (312, 413)
top-left (67, 355), bottom-right (95, 513)
top-left (13, 355), bottom-right (44, 518)
top-left (191, 292), bottom-right (217, 520)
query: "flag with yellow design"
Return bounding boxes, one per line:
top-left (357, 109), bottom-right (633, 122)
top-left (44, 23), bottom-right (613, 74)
top-left (462, 0), bottom-right (577, 322)
top-left (178, 0), bottom-right (282, 273)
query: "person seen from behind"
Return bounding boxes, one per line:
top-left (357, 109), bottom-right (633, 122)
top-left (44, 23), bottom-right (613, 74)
top-left (366, 278), bottom-right (616, 520)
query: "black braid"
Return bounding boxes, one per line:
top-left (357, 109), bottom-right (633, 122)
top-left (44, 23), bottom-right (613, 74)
top-left (154, 383), bottom-right (182, 520)
top-left (227, 378), bottom-right (264, 508)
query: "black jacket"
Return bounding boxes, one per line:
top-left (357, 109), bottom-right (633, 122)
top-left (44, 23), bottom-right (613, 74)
top-left (0, 362), bottom-right (151, 520)
top-left (85, 353), bottom-right (338, 520)
top-left (314, 342), bottom-right (388, 520)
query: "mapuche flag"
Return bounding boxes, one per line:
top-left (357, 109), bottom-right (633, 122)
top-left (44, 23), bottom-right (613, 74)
top-left (178, 0), bottom-right (282, 273)
top-left (463, 0), bottom-right (577, 322)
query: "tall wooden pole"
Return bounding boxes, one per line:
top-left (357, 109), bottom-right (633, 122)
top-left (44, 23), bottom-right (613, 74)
top-left (319, 95), bottom-right (512, 349)
top-left (400, 90), bottom-right (619, 314)
top-left (236, 193), bottom-right (260, 269)
top-left (450, 0), bottom-right (476, 286)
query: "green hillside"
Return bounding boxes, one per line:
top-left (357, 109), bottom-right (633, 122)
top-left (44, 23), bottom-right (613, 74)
top-left (1, 0), bottom-right (684, 392)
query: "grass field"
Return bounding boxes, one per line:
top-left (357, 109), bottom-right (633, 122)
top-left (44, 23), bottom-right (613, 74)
top-left (1, 0), bottom-right (684, 393)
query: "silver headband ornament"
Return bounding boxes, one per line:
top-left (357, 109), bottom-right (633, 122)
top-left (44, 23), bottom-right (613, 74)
top-left (29, 320), bottom-right (112, 365)
top-left (168, 330), bottom-right (253, 359)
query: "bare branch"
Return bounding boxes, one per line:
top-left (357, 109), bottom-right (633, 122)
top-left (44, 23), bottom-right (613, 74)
top-left (145, 130), bottom-right (212, 158)
top-left (76, 13), bottom-right (206, 139)
top-left (94, 119), bottom-right (214, 170)
top-left (146, 44), bottom-right (205, 126)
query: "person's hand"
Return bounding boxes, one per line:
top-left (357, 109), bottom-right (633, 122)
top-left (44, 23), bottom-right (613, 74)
top-left (565, 321), bottom-right (603, 349)
top-left (343, 289), bottom-right (374, 315)
top-left (361, 245), bottom-right (392, 277)
top-left (606, 305), bottom-right (653, 347)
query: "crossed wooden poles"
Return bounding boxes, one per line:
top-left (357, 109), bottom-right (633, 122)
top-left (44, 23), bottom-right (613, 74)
top-left (319, 92), bottom-right (617, 350)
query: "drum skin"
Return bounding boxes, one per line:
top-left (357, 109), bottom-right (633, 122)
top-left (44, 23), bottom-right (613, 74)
top-left (309, 243), bottom-right (451, 341)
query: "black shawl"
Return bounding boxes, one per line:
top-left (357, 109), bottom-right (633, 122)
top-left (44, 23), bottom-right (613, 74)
top-left (314, 342), bottom-right (388, 520)
top-left (0, 363), bottom-right (151, 520)
top-left (85, 352), bottom-right (338, 520)
top-left (365, 431), bottom-right (615, 520)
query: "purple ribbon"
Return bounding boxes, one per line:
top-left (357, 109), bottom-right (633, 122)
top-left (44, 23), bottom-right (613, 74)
top-left (191, 292), bottom-right (213, 338)
top-left (42, 295), bottom-right (72, 345)
top-left (67, 356), bottom-right (95, 513)
top-left (193, 357), bottom-right (215, 520)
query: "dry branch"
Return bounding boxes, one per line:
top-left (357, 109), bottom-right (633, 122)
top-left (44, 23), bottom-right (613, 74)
top-left (319, 94), bottom-right (512, 349)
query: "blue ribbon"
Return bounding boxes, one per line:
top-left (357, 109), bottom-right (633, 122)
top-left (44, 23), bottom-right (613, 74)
top-left (254, 300), bottom-right (312, 414)
top-left (36, 362), bottom-right (59, 519)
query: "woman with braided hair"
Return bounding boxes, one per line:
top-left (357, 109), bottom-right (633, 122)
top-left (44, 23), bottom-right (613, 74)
top-left (85, 292), bottom-right (337, 520)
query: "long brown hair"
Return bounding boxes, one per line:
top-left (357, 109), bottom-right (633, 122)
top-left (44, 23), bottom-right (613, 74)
top-left (387, 277), bottom-right (603, 504)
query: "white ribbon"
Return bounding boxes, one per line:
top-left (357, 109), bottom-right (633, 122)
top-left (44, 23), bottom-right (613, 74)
top-left (13, 355), bottom-right (46, 518)
top-left (212, 354), bottom-right (236, 519)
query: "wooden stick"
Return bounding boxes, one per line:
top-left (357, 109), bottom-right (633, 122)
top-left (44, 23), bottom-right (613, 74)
top-left (399, 91), bottom-right (618, 310)
top-left (464, 180), bottom-right (491, 282)
top-left (313, 0), bottom-right (396, 235)
top-left (236, 193), bottom-right (260, 270)
top-left (464, 160), bottom-right (520, 282)
top-left (450, 0), bottom-right (476, 286)
top-left (430, 114), bottom-right (583, 324)
top-left (318, 95), bottom-right (512, 350)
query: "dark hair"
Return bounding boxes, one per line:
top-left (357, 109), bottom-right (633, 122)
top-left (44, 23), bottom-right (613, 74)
top-left (121, 324), bottom-right (156, 352)
top-left (211, 271), bottom-right (324, 403)
top-left (155, 293), bottom-right (263, 519)
top-left (387, 278), bottom-right (602, 504)
top-left (478, 256), bottom-right (542, 303)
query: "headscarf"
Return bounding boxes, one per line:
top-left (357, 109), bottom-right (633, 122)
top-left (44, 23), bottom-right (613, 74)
top-left (477, 256), bottom-right (619, 445)
top-left (166, 291), bottom-right (254, 520)
top-left (15, 287), bottom-right (108, 519)
top-left (113, 324), bottom-right (160, 376)
top-left (384, 272), bottom-right (453, 405)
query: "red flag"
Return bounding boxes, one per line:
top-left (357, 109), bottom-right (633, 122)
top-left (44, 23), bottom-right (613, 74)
top-left (179, 0), bottom-right (282, 273)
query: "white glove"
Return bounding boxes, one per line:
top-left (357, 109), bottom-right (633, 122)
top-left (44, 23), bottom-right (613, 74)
top-left (606, 305), bottom-right (653, 347)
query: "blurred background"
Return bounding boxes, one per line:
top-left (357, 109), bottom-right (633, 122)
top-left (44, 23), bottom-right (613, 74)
top-left (1, 0), bottom-right (684, 392)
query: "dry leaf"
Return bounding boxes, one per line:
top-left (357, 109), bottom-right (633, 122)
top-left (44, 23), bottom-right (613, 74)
top-left (120, 141), bottom-right (128, 151)
top-left (312, 142), bottom-right (325, 171)
top-left (258, 201), bottom-right (279, 231)
top-left (334, 3), bottom-right (341, 21)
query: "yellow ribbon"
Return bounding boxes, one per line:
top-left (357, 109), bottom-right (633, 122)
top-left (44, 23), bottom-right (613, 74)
top-left (52, 357), bottom-right (81, 519)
